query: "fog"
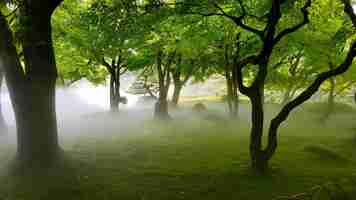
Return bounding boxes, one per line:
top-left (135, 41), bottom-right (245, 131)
top-left (0, 74), bottom-right (235, 147)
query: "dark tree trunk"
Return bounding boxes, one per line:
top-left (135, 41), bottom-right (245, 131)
top-left (109, 73), bottom-right (119, 112)
top-left (16, 9), bottom-right (59, 165)
top-left (0, 2), bottom-right (63, 167)
top-left (249, 91), bottom-right (268, 173)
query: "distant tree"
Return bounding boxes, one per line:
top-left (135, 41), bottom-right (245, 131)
top-left (54, 0), bottom-right (147, 112)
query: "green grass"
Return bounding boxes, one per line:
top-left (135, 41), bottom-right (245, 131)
top-left (0, 102), bottom-right (355, 200)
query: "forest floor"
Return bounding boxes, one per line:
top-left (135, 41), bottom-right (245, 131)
top-left (0, 101), bottom-right (355, 200)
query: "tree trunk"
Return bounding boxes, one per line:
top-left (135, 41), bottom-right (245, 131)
top-left (14, 10), bottom-right (60, 166)
top-left (249, 91), bottom-right (268, 173)
top-left (225, 70), bottom-right (234, 117)
top-left (155, 82), bottom-right (170, 119)
top-left (172, 82), bottom-right (182, 107)
top-left (109, 73), bottom-right (118, 111)
top-left (225, 44), bottom-right (239, 119)
top-left (154, 49), bottom-right (174, 119)
top-left (231, 65), bottom-right (239, 118)
top-left (109, 70), bottom-right (121, 112)
top-left (0, 71), bottom-right (6, 133)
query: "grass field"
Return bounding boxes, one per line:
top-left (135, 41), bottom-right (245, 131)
top-left (0, 101), bottom-right (355, 200)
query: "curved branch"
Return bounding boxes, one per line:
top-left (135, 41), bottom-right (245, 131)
top-left (273, 0), bottom-right (311, 45)
top-left (264, 41), bottom-right (356, 159)
top-left (102, 58), bottom-right (115, 75)
top-left (342, 0), bottom-right (356, 27)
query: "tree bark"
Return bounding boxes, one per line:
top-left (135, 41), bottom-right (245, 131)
top-left (0, 2), bottom-right (63, 167)
top-left (17, 8), bottom-right (59, 165)
top-left (250, 90), bottom-right (268, 172)
top-left (0, 5), bottom-right (60, 166)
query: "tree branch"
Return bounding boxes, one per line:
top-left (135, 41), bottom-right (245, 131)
top-left (264, 41), bottom-right (356, 159)
top-left (102, 58), bottom-right (115, 75)
top-left (341, 0), bottom-right (356, 27)
top-left (188, 2), bottom-right (264, 39)
top-left (273, 0), bottom-right (312, 45)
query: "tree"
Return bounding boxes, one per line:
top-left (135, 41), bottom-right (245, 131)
top-left (55, 0), bottom-right (147, 112)
top-left (0, 0), bottom-right (63, 166)
top-left (154, 48), bottom-right (175, 119)
top-left (180, 0), bottom-right (356, 173)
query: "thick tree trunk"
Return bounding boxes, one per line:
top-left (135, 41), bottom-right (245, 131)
top-left (15, 10), bottom-right (60, 165)
top-left (16, 77), bottom-right (59, 165)
top-left (249, 91), bottom-right (268, 173)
